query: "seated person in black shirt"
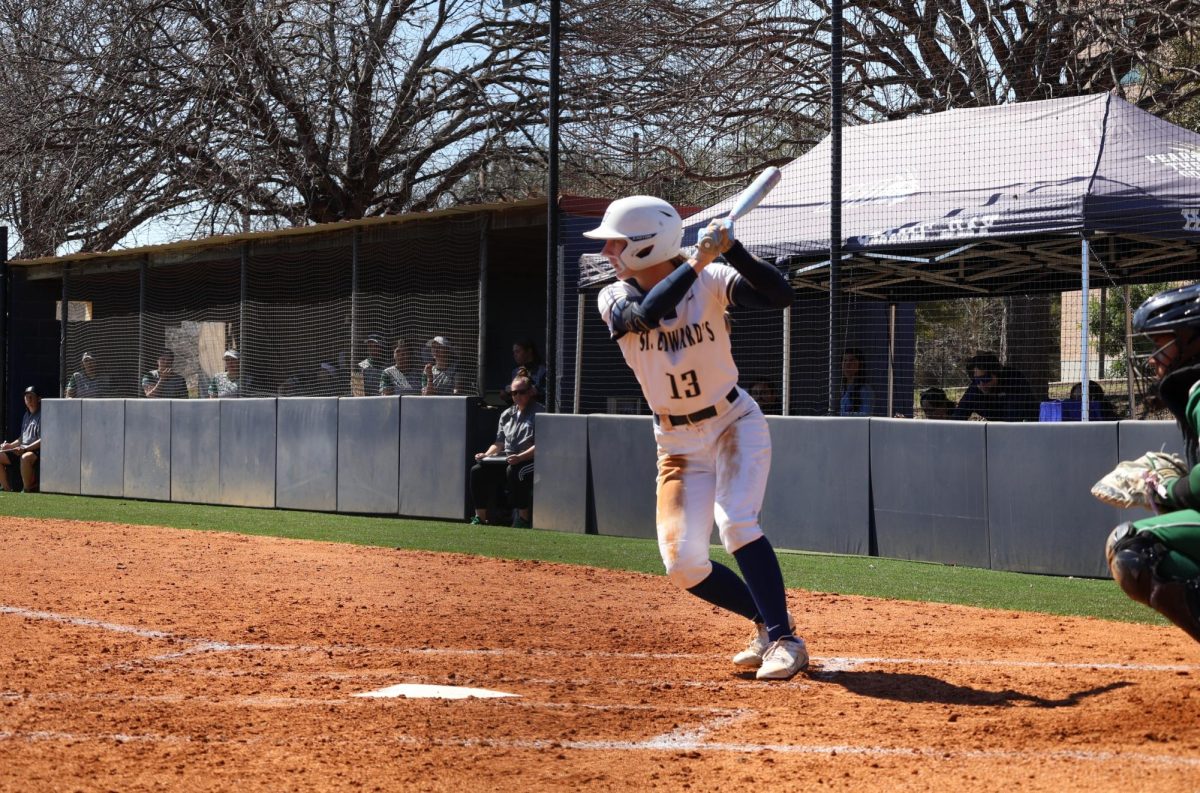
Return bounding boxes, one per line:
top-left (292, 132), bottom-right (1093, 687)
top-left (952, 352), bottom-right (1039, 422)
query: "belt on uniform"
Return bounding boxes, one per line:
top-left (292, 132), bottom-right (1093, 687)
top-left (657, 388), bottom-right (740, 427)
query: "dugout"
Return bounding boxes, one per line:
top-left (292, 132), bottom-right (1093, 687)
top-left (1, 199), bottom-right (560, 438)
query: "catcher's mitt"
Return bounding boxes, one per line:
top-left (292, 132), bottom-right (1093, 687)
top-left (1091, 451), bottom-right (1188, 509)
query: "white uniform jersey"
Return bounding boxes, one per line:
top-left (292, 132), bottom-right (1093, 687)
top-left (598, 264), bottom-right (740, 416)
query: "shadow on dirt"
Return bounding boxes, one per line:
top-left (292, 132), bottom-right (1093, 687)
top-left (810, 669), bottom-right (1130, 707)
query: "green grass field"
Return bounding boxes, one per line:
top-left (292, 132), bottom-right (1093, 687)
top-left (0, 493), bottom-right (1159, 626)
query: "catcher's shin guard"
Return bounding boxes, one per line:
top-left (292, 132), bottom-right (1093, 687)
top-left (1106, 523), bottom-right (1159, 607)
top-left (1149, 578), bottom-right (1200, 644)
top-left (1106, 522), bottom-right (1200, 643)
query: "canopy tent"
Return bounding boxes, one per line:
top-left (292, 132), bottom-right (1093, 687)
top-left (685, 93), bottom-right (1200, 302)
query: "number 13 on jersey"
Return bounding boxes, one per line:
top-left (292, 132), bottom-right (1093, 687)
top-left (667, 369), bottom-right (701, 400)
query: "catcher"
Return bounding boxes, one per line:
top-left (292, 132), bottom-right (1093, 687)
top-left (1103, 283), bottom-right (1200, 644)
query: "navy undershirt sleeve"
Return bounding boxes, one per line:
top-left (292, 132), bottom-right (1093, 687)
top-left (609, 262), bottom-right (698, 335)
top-left (725, 242), bottom-right (793, 309)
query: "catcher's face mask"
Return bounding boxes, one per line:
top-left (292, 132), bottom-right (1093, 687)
top-left (1147, 333), bottom-right (1179, 379)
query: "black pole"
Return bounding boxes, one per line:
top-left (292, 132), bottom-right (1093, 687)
top-left (240, 243), bottom-right (249, 393)
top-left (0, 227), bottom-right (7, 432)
top-left (61, 264), bottom-right (71, 398)
top-left (350, 230), bottom-right (359, 395)
top-left (545, 0), bottom-right (560, 412)
top-left (828, 0), bottom-right (843, 414)
top-left (137, 258), bottom-right (146, 394)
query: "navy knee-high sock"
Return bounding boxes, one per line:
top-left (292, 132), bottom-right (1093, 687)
top-left (733, 536), bottom-right (793, 641)
top-left (686, 561), bottom-right (759, 621)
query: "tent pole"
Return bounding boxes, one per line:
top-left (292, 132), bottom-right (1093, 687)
top-left (781, 306), bottom-right (792, 416)
top-left (887, 303), bottom-right (895, 417)
top-left (1124, 285), bottom-right (1135, 417)
top-left (1081, 238), bottom-right (1090, 421)
top-left (573, 291), bottom-right (584, 414)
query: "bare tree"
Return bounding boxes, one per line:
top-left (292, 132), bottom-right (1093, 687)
top-left (561, 1), bottom-right (829, 205)
top-left (841, 1), bottom-right (1200, 117)
top-left (125, 0), bottom-right (548, 228)
top-left (0, 0), bottom-right (547, 254)
top-left (0, 0), bottom-right (195, 258)
top-left (5, 0), bottom-right (1200, 257)
top-left (562, 1), bottom-right (1200, 203)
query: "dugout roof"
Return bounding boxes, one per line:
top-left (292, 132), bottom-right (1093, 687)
top-left (684, 93), bottom-right (1200, 301)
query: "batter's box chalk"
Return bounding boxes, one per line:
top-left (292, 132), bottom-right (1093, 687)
top-left (353, 684), bottom-right (519, 700)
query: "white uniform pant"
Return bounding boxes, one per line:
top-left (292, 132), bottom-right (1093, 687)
top-left (654, 391), bottom-right (771, 590)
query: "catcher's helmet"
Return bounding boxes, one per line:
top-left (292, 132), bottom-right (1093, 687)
top-left (1133, 283), bottom-right (1200, 336)
top-left (583, 196), bottom-right (683, 271)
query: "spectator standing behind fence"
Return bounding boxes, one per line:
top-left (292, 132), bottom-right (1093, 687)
top-left (918, 387), bottom-right (956, 420)
top-left (511, 338), bottom-right (547, 398)
top-left (65, 352), bottom-right (109, 398)
top-left (469, 375), bottom-right (541, 528)
top-left (838, 347), bottom-right (874, 416)
top-left (380, 338), bottom-right (421, 396)
top-left (208, 350), bottom-right (251, 398)
top-left (0, 387), bottom-right (41, 492)
top-left (951, 352), bottom-right (1038, 421)
top-left (422, 336), bottom-right (460, 395)
top-left (142, 350), bottom-right (189, 399)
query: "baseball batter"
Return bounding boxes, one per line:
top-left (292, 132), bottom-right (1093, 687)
top-left (585, 195), bottom-right (807, 680)
top-left (1106, 283), bottom-right (1200, 644)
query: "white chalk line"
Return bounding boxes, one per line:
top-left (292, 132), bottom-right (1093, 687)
top-left (0, 690), bottom-right (741, 716)
top-left (131, 667), bottom-right (811, 691)
top-left (5, 603), bottom-right (1198, 676)
top-left (0, 730), bottom-right (193, 744)
top-left (8, 726), bottom-right (1194, 770)
top-left (405, 735), bottom-right (1200, 769)
top-left (4, 717), bottom-right (1199, 771)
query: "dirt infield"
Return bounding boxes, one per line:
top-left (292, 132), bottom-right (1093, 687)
top-left (1, 517), bottom-right (1198, 792)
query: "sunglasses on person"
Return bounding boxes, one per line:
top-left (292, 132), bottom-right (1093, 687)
top-left (511, 386), bottom-right (532, 396)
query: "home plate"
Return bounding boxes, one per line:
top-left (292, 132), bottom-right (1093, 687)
top-left (354, 683), bottom-right (519, 700)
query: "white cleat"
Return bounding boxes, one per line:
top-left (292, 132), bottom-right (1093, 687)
top-left (731, 614), bottom-right (796, 668)
top-left (755, 636), bottom-right (809, 680)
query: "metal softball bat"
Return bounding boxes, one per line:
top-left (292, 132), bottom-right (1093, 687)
top-left (698, 166), bottom-right (782, 252)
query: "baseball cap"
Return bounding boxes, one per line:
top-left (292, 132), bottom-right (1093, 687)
top-left (223, 349), bottom-right (239, 360)
top-left (365, 334), bottom-right (386, 346)
top-left (81, 352), bottom-right (95, 361)
top-left (426, 336), bottom-right (452, 349)
top-left (23, 386), bottom-right (38, 396)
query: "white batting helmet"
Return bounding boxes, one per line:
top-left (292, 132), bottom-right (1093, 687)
top-left (583, 196), bottom-right (683, 271)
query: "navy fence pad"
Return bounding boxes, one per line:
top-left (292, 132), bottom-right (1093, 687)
top-left (337, 397), bottom-right (401, 514)
top-left (398, 396), bottom-right (471, 520)
top-left (170, 400), bottom-right (220, 504)
top-left (277, 398), bottom-right (338, 512)
top-left (124, 399), bottom-right (171, 501)
top-left (80, 399), bottom-right (125, 497)
top-left (587, 415), bottom-right (657, 540)
top-left (531, 413), bottom-right (590, 534)
top-left (871, 418), bottom-right (989, 567)
top-left (219, 399), bottom-right (277, 508)
top-left (39, 399), bottom-right (81, 495)
top-left (987, 422), bottom-right (1121, 577)
top-left (764, 417), bottom-right (870, 556)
